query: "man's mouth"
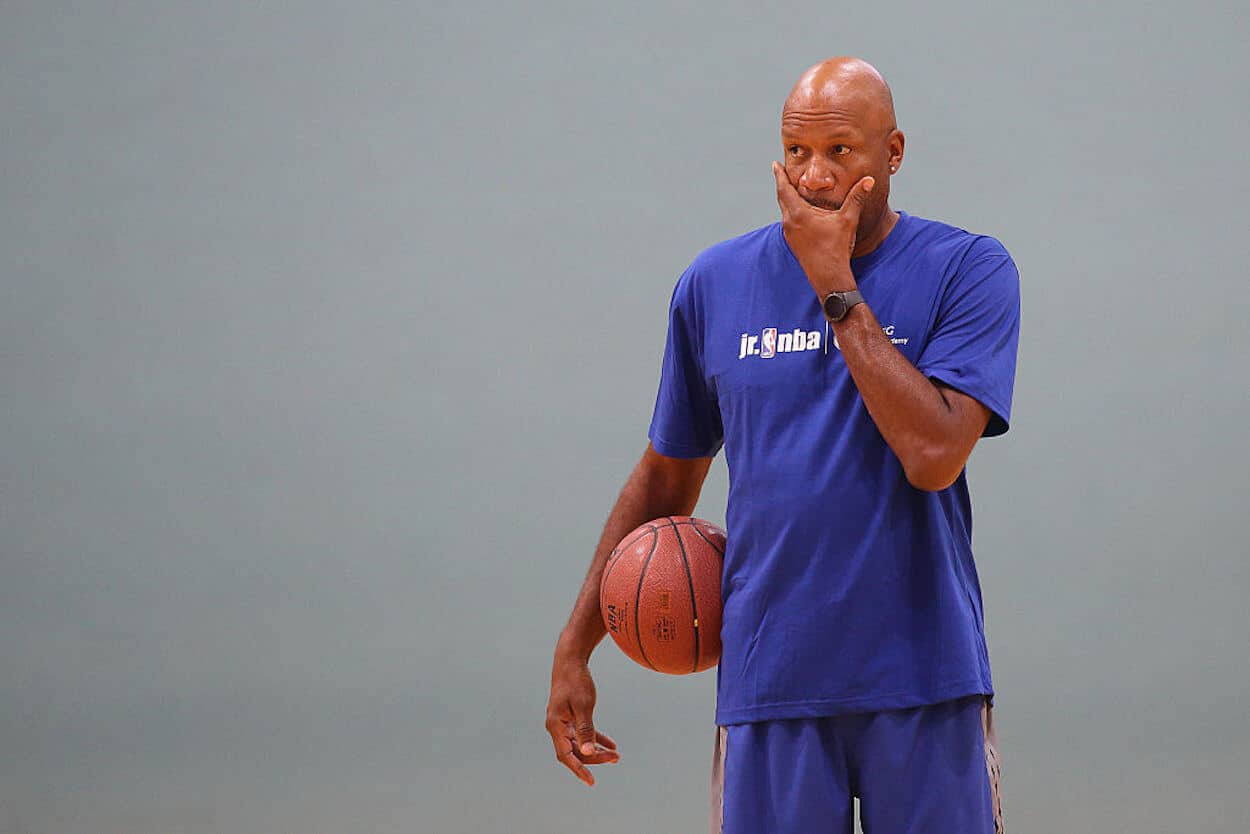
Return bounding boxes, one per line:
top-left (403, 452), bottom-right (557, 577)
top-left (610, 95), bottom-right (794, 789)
top-left (803, 195), bottom-right (841, 211)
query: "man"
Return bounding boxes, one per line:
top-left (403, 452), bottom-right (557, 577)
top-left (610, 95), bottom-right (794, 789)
top-left (545, 56), bottom-right (1018, 834)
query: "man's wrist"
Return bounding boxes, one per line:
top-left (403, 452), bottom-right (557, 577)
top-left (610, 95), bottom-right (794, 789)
top-left (555, 627), bottom-right (603, 664)
top-left (813, 268), bottom-right (857, 295)
top-left (830, 300), bottom-right (875, 337)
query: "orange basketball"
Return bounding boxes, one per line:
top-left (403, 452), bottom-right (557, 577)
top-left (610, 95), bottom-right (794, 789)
top-left (600, 516), bottom-right (726, 674)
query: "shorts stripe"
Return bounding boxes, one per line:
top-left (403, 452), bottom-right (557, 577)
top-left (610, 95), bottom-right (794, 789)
top-left (982, 699), bottom-right (1005, 833)
top-left (710, 725), bottom-right (727, 834)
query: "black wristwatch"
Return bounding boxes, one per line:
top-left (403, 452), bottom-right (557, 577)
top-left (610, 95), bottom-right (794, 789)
top-left (822, 290), bottom-right (865, 323)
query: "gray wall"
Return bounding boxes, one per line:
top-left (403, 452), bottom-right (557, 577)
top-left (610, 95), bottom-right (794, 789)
top-left (3, 2), bottom-right (1248, 832)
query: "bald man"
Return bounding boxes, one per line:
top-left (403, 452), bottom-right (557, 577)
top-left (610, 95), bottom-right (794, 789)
top-left (546, 57), bottom-right (1017, 834)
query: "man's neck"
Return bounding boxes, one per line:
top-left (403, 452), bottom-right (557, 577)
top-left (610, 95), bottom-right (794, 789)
top-left (851, 207), bottom-right (900, 259)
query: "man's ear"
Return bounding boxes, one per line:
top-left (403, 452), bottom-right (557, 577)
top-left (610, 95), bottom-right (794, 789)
top-left (888, 129), bottom-right (905, 173)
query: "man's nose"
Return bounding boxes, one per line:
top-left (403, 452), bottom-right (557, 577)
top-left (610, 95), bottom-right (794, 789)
top-left (800, 160), bottom-right (836, 191)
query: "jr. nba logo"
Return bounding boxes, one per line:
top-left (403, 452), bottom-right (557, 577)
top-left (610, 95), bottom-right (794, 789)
top-left (760, 327), bottom-right (777, 358)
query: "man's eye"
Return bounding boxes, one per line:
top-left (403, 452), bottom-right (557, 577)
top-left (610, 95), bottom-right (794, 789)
top-left (787, 146), bottom-right (803, 156)
top-left (833, 144), bottom-right (851, 155)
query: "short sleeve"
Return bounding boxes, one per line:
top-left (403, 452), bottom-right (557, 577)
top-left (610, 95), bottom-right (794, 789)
top-left (648, 267), bottom-right (724, 458)
top-left (916, 240), bottom-right (1021, 437)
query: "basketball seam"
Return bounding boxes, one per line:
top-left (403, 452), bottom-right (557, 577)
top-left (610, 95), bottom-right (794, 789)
top-left (633, 527), bottom-right (661, 672)
top-left (601, 524), bottom-right (656, 597)
top-left (668, 517), bottom-right (700, 674)
top-left (617, 523), bottom-right (658, 554)
top-left (685, 521), bottom-right (726, 556)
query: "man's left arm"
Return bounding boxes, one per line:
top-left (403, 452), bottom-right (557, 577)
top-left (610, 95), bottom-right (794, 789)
top-left (773, 163), bottom-right (1019, 492)
top-left (833, 304), bottom-right (991, 491)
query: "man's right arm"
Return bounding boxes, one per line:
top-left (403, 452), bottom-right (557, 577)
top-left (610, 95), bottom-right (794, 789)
top-left (545, 443), bottom-right (714, 786)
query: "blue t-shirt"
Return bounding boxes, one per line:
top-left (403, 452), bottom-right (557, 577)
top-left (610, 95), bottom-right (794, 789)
top-left (648, 212), bottom-right (1021, 725)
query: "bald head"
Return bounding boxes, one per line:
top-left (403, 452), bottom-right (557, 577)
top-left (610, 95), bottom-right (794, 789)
top-left (783, 57), bottom-right (896, 134)
top-left (777, 57), bottom-right (904, 251)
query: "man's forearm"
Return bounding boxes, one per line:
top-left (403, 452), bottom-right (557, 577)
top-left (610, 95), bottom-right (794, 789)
top-left (556, 448), bottom-right (711, 661)
top-left (832, 303), bottom-right (985, 490)
top-left (555, 493), bottom-right (649, 662)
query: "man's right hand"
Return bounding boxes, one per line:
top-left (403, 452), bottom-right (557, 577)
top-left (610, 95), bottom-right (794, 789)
top-left (543, 445), bottom-right (711, 787)
top-left (545, 653), bottom-right (619, 786)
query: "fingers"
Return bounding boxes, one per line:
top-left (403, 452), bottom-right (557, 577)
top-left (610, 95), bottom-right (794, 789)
top-left (547, 714), bottom-right (593, 785)
top-left (546, 713), bottom-right (620, 788)
top-left (772, 161), bottom-right (805, 217)
top-left (576, 745), bottom-right (621, 765)
top-left (555, 735), bottom-right (597, 786)
top-left (564, 725), bottom-right (620, 764)
top-left (775, 163), bottom-right (873, 219)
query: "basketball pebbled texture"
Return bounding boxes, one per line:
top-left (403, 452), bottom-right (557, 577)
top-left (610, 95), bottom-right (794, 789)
top-left (600, 516), bottom-right (726, 675)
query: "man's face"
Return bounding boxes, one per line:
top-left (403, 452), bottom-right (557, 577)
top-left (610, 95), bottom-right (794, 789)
top-left (780, 91), bottom-right (898, 222)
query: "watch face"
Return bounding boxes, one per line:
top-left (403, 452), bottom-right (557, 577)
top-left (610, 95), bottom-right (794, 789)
top-left (823, 294), bottom-right (846, 320)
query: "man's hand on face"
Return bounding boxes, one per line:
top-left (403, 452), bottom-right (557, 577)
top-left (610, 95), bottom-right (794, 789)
top-left (772, 161), bottom-right (875, 296)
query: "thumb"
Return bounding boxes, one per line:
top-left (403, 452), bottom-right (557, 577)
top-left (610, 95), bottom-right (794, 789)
top-left (573, 710), bottom-right (596, 756)
top-left (840, 176), bottom-right (875, 220)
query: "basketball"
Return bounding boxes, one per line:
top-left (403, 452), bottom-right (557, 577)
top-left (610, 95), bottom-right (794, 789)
top-left (600, 516), bottom-right (726, 675)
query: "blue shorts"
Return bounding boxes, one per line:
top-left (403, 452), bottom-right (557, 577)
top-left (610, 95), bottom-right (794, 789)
top-left (710, 695), bottom-right (1004, 834)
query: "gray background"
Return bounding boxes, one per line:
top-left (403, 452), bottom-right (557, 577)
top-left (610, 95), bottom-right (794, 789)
top-left (3, 1), bottom-right (1248, 832)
